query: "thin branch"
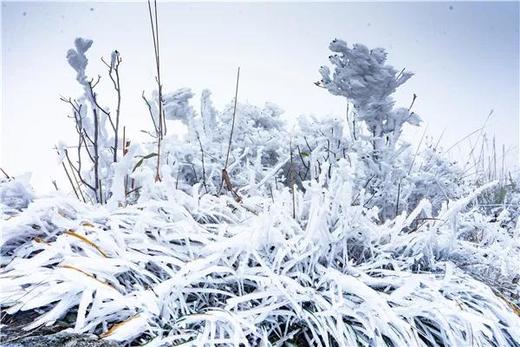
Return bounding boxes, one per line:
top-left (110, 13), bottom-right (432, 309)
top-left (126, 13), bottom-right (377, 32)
top-left (408, 125), bottom-right (428, 175)
top-left (87, 80), bottom-right (116, 132)
top-left (142, 91), bottom-right (159, 134)
top-left (196, 132), bottom-right (208, 194)
top-left (224, 67), bottom-right (241, 170)
top-left (219, 67), bottom-right (241, 195)
top-left (408, 93), bottom-right (417, 112)
top-left (64, 149), bottom-right (96, 193)
top-left (395, 178), bottom-right (402, 217)
top-left (290, 139), bottom-right (296, 219)
top-left (56, 148), bottom-right (80, 200)
top-left (0, 168), bottom-right (10, 179)
top-left (147, 0), bottom-right (163, 182)
top-left (93, 108), bottom-right (100, 201)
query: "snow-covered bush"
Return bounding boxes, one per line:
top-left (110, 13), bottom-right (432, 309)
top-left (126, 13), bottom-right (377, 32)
top-left (401, 145), bottom-right (468, 215)
top-left (318, 39), bottom-right (422, 220)
top-left (2, 36), bottom-right (519, 347)
top-left (1, 161), bottom-right (519, 346)
top-left (130, 90), bottom-right (289, 202)
top-left (318, 40), bottom-right (421, 144)
top-left (290, 114), bottom-right (351, 185)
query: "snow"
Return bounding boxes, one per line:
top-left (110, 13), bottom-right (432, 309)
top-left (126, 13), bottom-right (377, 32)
top-left (1, 36), bottom-right (519, 346)
top-left (2, 169), bottom-right (519, 345)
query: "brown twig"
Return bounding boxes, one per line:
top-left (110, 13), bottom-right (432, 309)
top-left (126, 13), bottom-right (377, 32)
top-left (224, 67), bottom-right (241, 170)
top-left (222, 168), bottom-right (242, 203)
top-left (219, 67), bottom-right (241, 195)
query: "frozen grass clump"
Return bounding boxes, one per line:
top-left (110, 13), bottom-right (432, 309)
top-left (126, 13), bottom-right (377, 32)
top-left (0, 174), bottom-right (33, 213)
top-left (1, 167), bottom-right (519, 346)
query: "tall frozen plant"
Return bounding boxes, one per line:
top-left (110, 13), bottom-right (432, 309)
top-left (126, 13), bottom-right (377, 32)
top-left (318, 39), bottom-right (421, 219)
top-left (60, 38), bottom-right (123, 204)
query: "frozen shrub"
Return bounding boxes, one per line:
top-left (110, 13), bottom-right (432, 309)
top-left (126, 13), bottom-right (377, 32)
top-left (132, 91), bottom-right (289, 198)
top-left (318, 39), bottom-right (422, 220)
top-left (10, 34), bottom-right (516, 346)
top-left (318, 40), bottom-right (421, 140)
top-left (403, 145), bottom-right (467, 214)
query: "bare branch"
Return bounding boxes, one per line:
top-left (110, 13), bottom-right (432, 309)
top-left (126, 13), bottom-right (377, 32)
top-left (218, 67), bottom-right (241, 196)
top-left (142, 91), bottom-right (159, 134)
top-left (147, 0), bottom-right (164, 182)
top-left (224, 67), bottom-right (241, 170)
top-left (196, 132), bottom-right (208, 194)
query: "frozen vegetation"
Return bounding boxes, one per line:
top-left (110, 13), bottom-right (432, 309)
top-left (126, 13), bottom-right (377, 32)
top-left (1, 35), bottom-right (519, 347)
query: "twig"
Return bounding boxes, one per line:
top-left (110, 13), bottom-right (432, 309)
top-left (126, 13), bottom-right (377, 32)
top-left (126, 186), bottom-right (142, 196)
top-left (269, 184), bottom-right (274, 204)
top-left (122, 125), bottom-right (128, 197)
top-left (147, 0), bottom-right (163, 182)
top-left (0, 168), bottom-right (10, 179)
top-left (67, 158), bottom-right (87, 203)
top-left (93, 108), bottom-right (100, 201)
top-left (219, 67), bottom-right (241, 195)
top-left (395, 178), bottom-right (402, 217)
top-left (224, 67), bottom-right (241, 170)
top-left (196, 132), bottom-right (208, 193)
top-left (352, 175), bottom-right (375, 205)
top-left (122, 126), bottom-right (128, 155)
top-left (56, 148), bottom-right (80, 200)
top-left (290, 139), bottom-right (296, 219)
top-left (408, 93), bottom-right (417, 112)
top-left (63, 162), bottom-right (80, 200)
top-left (222, 169), bottom-right (242, 202)
top-left (102, 51), bottom-right (123, 162)
top-left (408, 125), bottom-right (428, 175)
top-left (98, 179), bottom-right (103, 204)
top-left (395, 67), bottom-right (405, 81)
top-left (297, 145), bottom-right (310, 180)
top-left (142, 92), bottom-right (159, 134)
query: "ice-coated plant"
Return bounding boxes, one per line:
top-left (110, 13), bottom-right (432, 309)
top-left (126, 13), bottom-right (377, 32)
top-left (318, 39), bottom-right (422, 220)
top-left (1, 161), bottom-right (519, 346)
top-left (134, 90), bottom-right (289, 199)
top-left (1, 32), bottom-right (519, 347)
top-left (60, 38), bottom-right (123, 204)
top-left (318, 39), bottom-right (421, 145)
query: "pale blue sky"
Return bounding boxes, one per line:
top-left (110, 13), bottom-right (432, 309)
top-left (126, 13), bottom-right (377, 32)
top-left (1, 1), bottom-right (519, 191)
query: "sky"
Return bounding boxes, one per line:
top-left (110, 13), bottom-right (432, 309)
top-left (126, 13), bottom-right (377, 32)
top-left (1, 1), bottom-right (519, 192)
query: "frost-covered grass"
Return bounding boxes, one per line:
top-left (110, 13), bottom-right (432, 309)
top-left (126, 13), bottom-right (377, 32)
top-left (2, 35), bottom-right (519, 346)
top-left (1, 168), bottom-right (519, 346)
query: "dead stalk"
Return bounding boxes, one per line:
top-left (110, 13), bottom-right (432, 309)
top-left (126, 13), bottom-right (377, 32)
top-left (290, 139), bottom-right (296, 219)
top-left (101, 52), bottom-right (123, 163)
top-left (219, 67), bottom-right (241, 195)
top-left (0, 168), bottom-right (10, 179)
top-left (147, 0), bottom-right (163, 182)
top-left (196, 132), bottom-right (208, 193)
